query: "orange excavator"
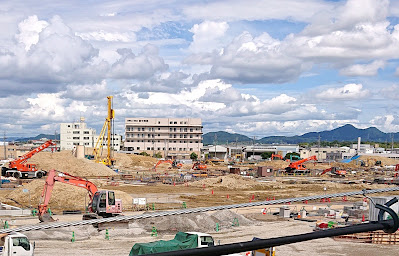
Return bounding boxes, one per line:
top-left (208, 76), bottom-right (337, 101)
top-left (1, 140), bottom-right (55, 179)
top-left (153, 159), bottom-right (183, 171)
top-left (285, 155), bottom-right (317, 173)
top-left (38, 169), bottom-right (122, 222)
top-left (192, 161), bottom-right (207, 170)
top-left (271, 154), bottom-right (284, 160)
top-left (320, 167), bottom-right (347, 177)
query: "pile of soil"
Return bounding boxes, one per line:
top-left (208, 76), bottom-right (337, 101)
top-left (6, 179), bottom-right (133, 211)
top-left (29, 151), bottom-right (117, 177)
top-left (137, 209), bottom-right (252, 233)
top-left (191, 174), bottom-right (260, 190)
top-left (113, 153), bottom-right (158, 170)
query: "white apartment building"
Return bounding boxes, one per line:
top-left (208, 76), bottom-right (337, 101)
top-left (60, 118), bottom-right (96, 150)
top-left (60, 118), bottom-right (122, 151)
top-left (124, 118), bottom-right (203, 159)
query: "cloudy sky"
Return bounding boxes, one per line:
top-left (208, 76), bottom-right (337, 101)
top-left (1, 0), bottom-right (399, 138)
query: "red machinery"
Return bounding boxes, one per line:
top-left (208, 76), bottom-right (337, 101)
top-left (192, 161), bottom-right (207, 170)
top-left (38, 169), bottom-right (122, 222)
top-left (395, 164), bottom-right (399, 177)
top-left (320, 167), bottom-right (347, 177)
top-left (1, 140), bottom-right (55, 179)
top-left (271, 154), bottom-right (284, 160)
top-left (285, 155), bottom-right (317, 173)
top-left (153, 160), bottom-right (183, 171)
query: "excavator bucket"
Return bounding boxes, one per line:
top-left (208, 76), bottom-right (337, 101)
top-left (39, 213), bottom-right (56, 222)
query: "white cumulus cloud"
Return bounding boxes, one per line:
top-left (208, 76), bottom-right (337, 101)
top-left (315, 83), bottom-right (370, 100)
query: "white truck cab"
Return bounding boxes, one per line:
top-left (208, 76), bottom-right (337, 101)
top-left (0, 232), bottom-right (34, 256)
top-left (185, 232), bottom-right (215, 248)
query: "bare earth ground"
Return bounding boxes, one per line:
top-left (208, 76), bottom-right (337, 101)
top-left (30, 219), bottom-right (399, 256)
top-left (2, 151), bottom-right (399, 255)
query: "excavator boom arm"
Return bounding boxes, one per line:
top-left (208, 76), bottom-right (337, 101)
top-left (38, 170), bottom-right (98, 218)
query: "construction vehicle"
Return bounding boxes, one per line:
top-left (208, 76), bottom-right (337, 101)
top-left (192, 161), bottom-right (207, 170)
top-left (320, 167), bottom-right (347, 177)
top-left (0, 232), bottom-right (34, 256)
top-left (93, 96), bottom-right (115, 167)
top-left (289, 154), bottom-right (301, 162)
top-left (153, 160), bottom-right (182, 171)
top-left (38, 169), bottom-right (122, 222)
top-left (1, 140), bottom-right (55, 179)
top-left (285, 155), bottom-right (317, 173)
top-left (395, 164), bottom-right (399, 177)
top-left (271, 154), bottom-right (284, 160)
top-left (130, 232), bottom-right (215, 255)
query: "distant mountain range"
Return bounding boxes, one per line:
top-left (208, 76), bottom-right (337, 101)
top-left (203, 124), bottom-right (399, 145)
top-left (12, 134), bottom-right (60, 142)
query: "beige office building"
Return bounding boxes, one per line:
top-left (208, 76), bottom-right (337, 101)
top-left (124, 118), bottom-right (203, 159)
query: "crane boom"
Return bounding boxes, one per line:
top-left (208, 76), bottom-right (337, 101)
top-left (285, 155), bottom-right (317, 172)
top-left (2, 140), bottom-right (55, 178)
top-left (10, 140), bottom-right (54, 167)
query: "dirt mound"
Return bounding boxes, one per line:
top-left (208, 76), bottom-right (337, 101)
top-left (358, 155), bottom-right (399, 166)
top-left (137, 209), bottom-right (252, 233)
top-left (7, 179), bottom-right (133, 211)
top-left (29, 151), bottom-right (117, 177)
top-left (191, 174), bottom-right (260, 190)
top-left (113, 153), bottom-right (158, 170)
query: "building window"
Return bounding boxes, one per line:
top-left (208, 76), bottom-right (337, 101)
top-left (170, 121), bottom-right (172, 124)
top-left (68, 125), bottom-right (71, 127)
top-left (174, 122), bottom-right (177, 124)
top-left (73, 131), bottom-right (80, 134)
top-left (190, 128), bottom-right (193, 132)
top-left (147, 147), bottom-right (150, 150)
top-left (84, 131), bottom-right (89, 134)
top-left (137, 147), bottom-right (140, 150)
top-left (83, 137), bottom-right (89, 140)
top-left (73, 137), bottom-right (79, 140)
top-left (158, 128), bottom-right (160, 130)
top-left (190, 148), bottom-right (193, 151)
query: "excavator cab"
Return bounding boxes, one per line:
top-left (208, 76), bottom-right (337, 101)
top-left (91, 191), bottom-right (122, 217)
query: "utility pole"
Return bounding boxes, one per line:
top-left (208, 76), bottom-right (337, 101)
top-left (318, 134), bottom-right (321, 160)
top-left (392, 134), bottom-right (394, 153)
top-left (252, 136), bottom-right (257, 160)
top-left (3, 131), bottom-right (6, 160)
top-left (214, 134), bottom-right (217, 159)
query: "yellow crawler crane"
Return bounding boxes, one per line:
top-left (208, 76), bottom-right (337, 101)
top-left (93, 96), bottom-right (115, 167)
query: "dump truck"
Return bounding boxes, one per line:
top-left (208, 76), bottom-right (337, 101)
top-left (0, 232), bottom-right (34, 256)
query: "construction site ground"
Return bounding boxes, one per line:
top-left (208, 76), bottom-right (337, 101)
top-left (1, 151), bottom-right (399, 255)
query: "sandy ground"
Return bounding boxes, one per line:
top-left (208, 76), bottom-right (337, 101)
top-left (29, 218), bottom-right (399, 256)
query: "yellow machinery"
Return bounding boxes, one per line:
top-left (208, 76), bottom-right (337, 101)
top-left (93, 96), bottom-right (115, 167)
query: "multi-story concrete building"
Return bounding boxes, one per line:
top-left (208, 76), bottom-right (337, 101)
top-left (124, 118), bottom-right (203, 159)
top-left (60, 118), bottom-right (122, 151)
top-left (60, 118), bottom-right (96, 150)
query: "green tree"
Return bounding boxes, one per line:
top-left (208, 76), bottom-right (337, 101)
top-left (261, 152), bottom-right (272, 159)
top-left (154, 152), bottom-right (162, 158)
top-left (190, 152), bottom-right (198, 160)
top-left (139, 151), bottom-right (150, 156)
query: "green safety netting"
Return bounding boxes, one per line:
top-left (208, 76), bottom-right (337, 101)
top-left (129, 232), bottom-right (198, 255)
